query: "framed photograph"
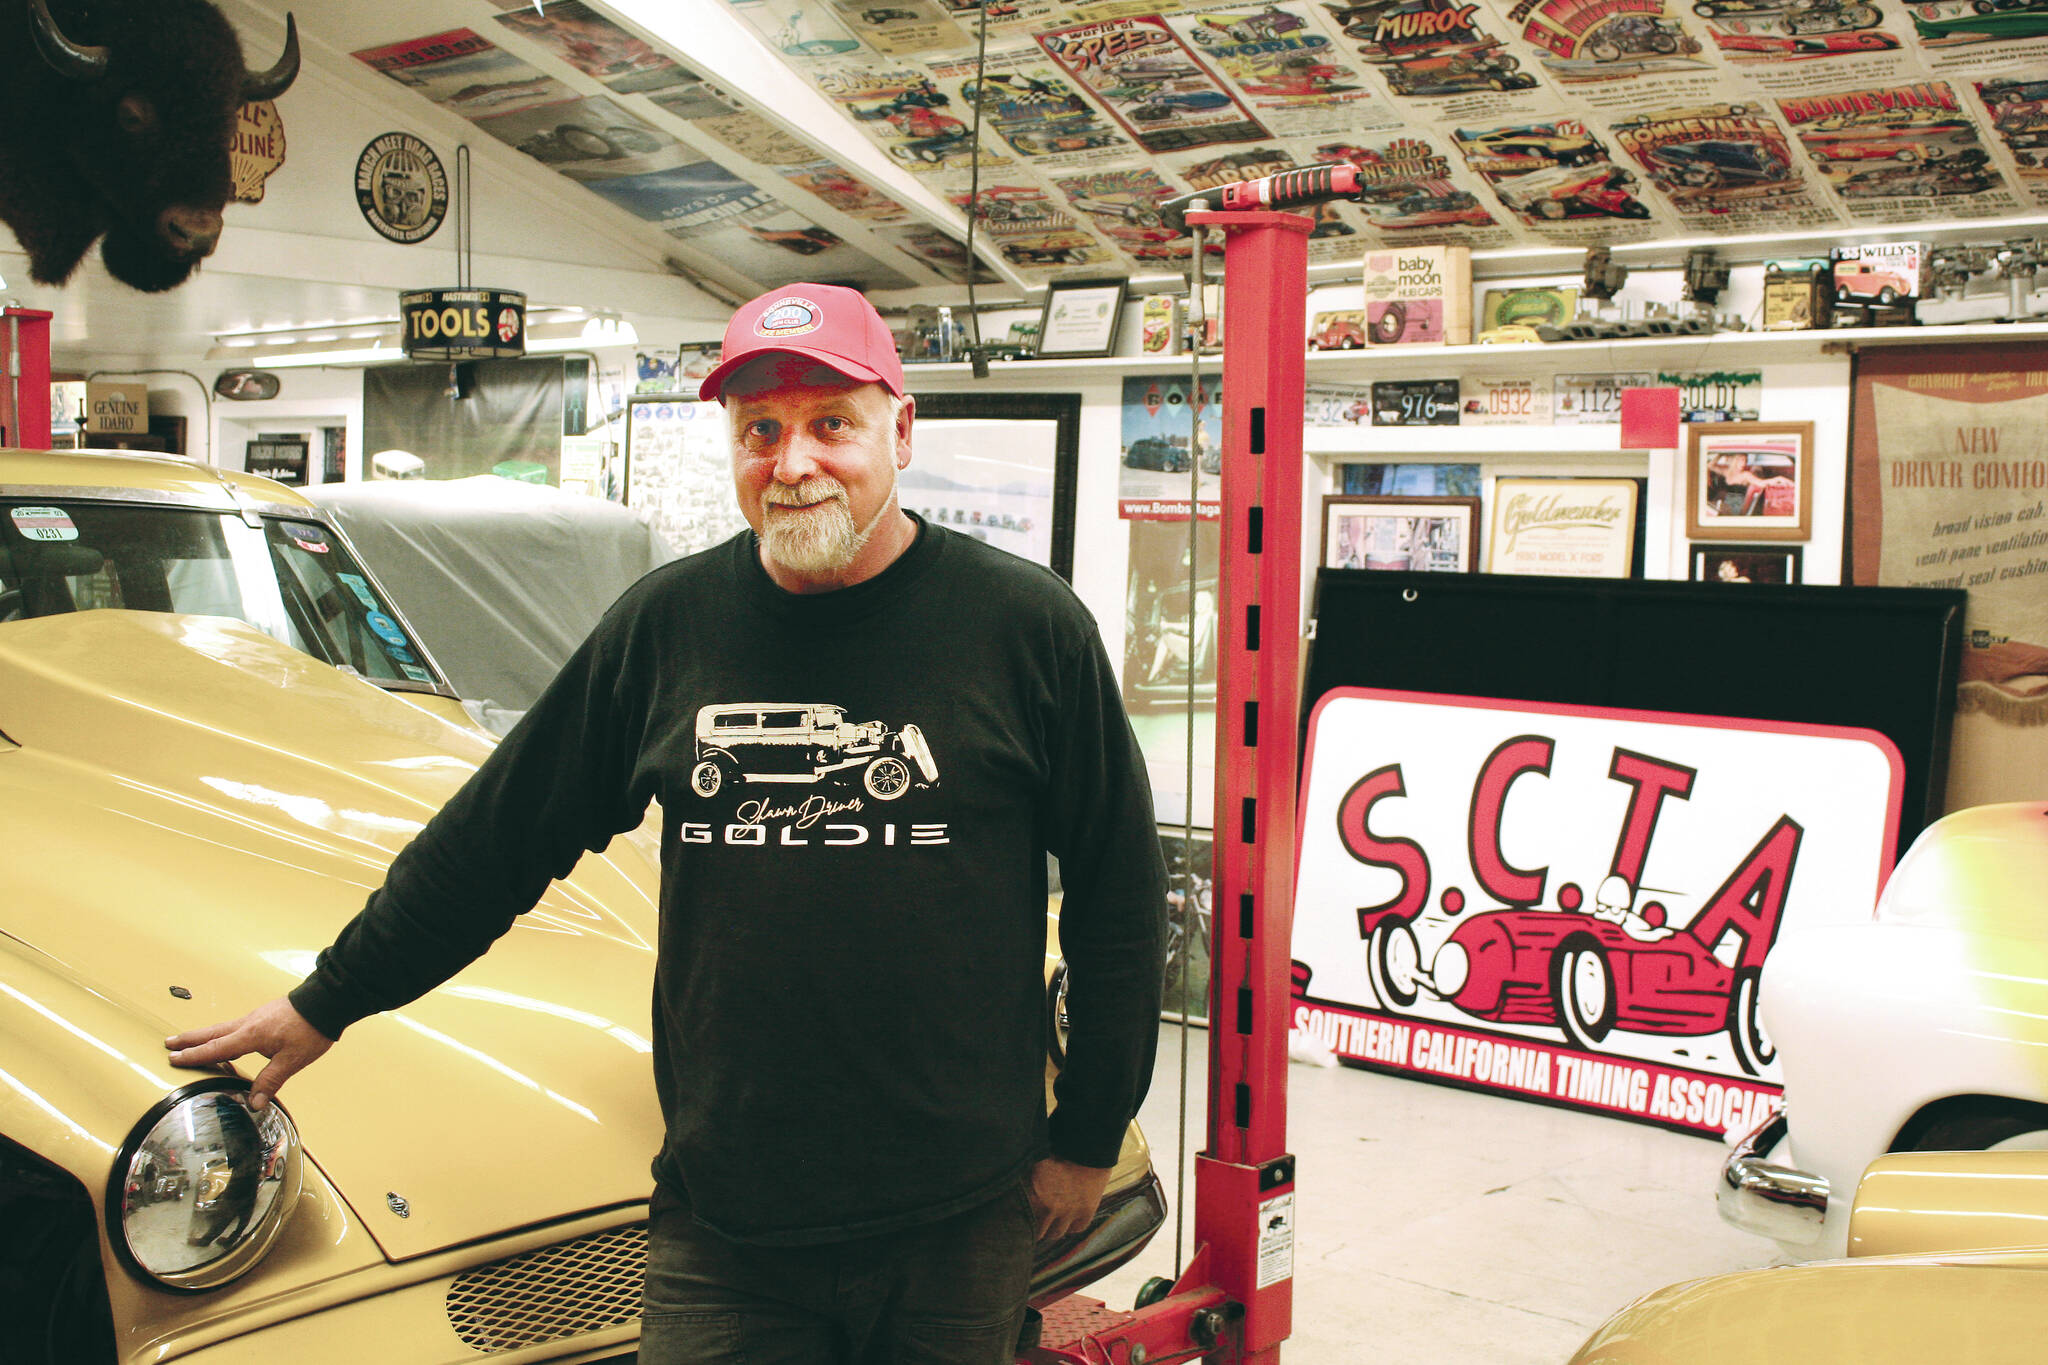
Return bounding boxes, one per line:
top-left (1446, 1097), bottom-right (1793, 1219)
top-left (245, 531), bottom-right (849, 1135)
top-left (1692, 543), bottom-right (1803, 585)
top-left (1486, 477), bottom-right (1639, 577)
top-left (1321, 495), bottom-right (1480, 572)
top-left (906, 393), bottom-right (1080, 581)
top-left (1688, 421), bottom-right (1814, 541)
top-left (1034, 277), bottom-right (1128, 359)
top-left (244, 437), bottom-right (309, 485)
top-left (1158, 827), bottom-right (1213, 1025)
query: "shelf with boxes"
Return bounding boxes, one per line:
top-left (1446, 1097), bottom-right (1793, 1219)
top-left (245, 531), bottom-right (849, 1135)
top-left (897, 319), bottom-right (2048, 391)
top-left (1300, 318), bottom-right (2048, 377)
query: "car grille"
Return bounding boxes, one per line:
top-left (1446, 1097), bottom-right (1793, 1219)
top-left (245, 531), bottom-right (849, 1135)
top-left (445, 1221), bottom-right (645, 1353)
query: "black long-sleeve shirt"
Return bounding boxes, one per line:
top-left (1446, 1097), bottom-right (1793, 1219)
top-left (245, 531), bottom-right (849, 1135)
top-left (290, 517), bottom-right (1166, 1244)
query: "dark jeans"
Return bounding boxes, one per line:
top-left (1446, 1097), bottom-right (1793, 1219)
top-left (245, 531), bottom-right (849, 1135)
top-left (640, 1181), bottom-right (1036, 1365)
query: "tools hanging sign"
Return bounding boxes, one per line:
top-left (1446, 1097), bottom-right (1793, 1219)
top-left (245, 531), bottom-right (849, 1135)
top-left (1291, 690), bottom-right (1901, 1138)
top-left (400, 287), bottom-right (527, 362)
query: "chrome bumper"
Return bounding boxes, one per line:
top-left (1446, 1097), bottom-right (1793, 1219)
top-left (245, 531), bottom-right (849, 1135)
top-left (1717, 1111), bottom-right (1829, 1243)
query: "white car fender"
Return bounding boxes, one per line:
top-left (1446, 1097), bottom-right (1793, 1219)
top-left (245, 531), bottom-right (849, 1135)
top-left (1763, 922), bottom-right (2048, 1254)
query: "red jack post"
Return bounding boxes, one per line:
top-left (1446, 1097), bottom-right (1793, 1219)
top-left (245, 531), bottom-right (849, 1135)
top-left (1034, 171), bottom-right (1355, 1362)
top-left (2, 308), bottom-right (55, 450)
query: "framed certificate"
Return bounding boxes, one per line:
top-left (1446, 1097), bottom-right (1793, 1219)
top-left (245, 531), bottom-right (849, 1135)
top-left (1034, 277), bottom-right (1128, 359)
top-left (1486, 477), bottom-right (1639, 578)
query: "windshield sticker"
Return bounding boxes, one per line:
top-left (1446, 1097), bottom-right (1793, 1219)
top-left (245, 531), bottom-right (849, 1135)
top-left (364, 611), bottom-right (409, 647)
top-left (283, 523), bottom-right (330, 553)
top-left (336, 573), bottom-right (380, 610)
top-left (9, 506), bottom-right (79, 542)
top-left (399, 664), bottom-right (434, 684)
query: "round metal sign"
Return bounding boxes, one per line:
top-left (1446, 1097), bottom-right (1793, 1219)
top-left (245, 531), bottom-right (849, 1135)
top-left (355, 133), bottom-right (448, 244)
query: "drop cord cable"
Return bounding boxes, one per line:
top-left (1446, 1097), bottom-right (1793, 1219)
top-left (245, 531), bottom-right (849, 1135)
top-left (1174, 220), bottom-right (1210, 1280)
top-left (961, 0), bottom-right (990, 377)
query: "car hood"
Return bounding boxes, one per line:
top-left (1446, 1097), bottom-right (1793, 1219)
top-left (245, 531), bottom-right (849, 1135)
top-left (0, 611), bottom-right (663, 1261)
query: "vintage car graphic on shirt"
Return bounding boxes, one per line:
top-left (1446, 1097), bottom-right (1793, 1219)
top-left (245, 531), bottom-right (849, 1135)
top-left (689, 701), bottom-right (939, 801)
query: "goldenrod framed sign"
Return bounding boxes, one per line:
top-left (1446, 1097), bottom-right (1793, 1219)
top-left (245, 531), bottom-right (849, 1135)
top-left (1320, 495), bottom-right (1480, 572)
top-left (1687, 421), bottom-right (1814, 542)
top-left (1486, 477), bottom-right (1638, 577)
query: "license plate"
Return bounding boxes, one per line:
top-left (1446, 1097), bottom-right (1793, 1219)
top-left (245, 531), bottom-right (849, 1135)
top-left (1372, 378), bottom-right (1460, 426)
top-left (1305, 385), bottom-right (1373, 427)
top-left (1658, 369), bottom-right (1763, 423)
top-left (1463, 377), bottom-right (1552, 425)
top-left (1554, 372), bottom-right (1653, 424)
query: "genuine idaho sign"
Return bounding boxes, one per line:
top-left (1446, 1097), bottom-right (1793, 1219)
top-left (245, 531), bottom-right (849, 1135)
top-left (1292, 689), bottom-right (1903, 1139)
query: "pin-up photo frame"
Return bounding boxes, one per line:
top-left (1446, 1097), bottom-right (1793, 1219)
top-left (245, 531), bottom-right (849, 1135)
top-left (1688, 422), bottom-right (1814, 542)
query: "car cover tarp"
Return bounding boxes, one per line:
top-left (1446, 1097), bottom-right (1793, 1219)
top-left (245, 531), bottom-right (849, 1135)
top-left (308, 478), bottom-right (676, 724)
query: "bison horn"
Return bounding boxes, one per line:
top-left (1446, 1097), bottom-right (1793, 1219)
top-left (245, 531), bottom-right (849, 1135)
top-left (241, 13), bottom-right (301, 104)
top-left (28, 0), bottom-right (111, 82)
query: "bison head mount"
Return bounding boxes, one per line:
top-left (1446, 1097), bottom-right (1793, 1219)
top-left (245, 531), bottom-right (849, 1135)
top-left (0, 0), bottom-right (299, 293)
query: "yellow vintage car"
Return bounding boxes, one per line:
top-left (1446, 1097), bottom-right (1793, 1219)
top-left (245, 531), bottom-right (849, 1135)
top-left (0, 448), bottom-right (1160, 1364)
top-left (1572, 1147), bottom-right (2048, 1363)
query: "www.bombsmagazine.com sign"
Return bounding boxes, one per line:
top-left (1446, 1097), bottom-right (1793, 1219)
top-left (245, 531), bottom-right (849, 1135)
top-left (400, 287), bottom-right (526, 362)
top-left (1291, 690), bottom-right (1902, 1139)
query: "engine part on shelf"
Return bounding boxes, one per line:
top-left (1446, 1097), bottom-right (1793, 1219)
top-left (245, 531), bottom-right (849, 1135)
top-left (1993, 239), bottom-right (2047, 321)
top-left (1581, 246), bottom-right (1629, 302)
top-left (1535, 299), bottom-right (1712, 342)
top-left (1926, 244), bottom-right (1996, 302)
top-left (1681, 248), bottom-right (1731, 309)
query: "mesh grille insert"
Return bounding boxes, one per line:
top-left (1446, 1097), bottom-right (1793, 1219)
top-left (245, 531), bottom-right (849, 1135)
top-left (445, 1221), bottom-right (646, 1353)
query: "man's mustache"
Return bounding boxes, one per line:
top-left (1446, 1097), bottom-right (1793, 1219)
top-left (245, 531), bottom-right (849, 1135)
top-left (764, 478), bottom-right (849, 509)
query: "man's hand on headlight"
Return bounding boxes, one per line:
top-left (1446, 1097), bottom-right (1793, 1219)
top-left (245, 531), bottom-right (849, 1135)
top-left (1027, 1156), bottom-right (1111, 1242)
top-left (167, 998), bottom-right (334, 1112)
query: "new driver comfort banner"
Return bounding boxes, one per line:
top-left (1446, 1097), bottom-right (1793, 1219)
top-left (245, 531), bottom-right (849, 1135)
top-left (1291, 690), bottom-right (1902, 1139)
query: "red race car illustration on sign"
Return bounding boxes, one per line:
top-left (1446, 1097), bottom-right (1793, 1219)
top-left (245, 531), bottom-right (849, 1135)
top-left (1292, 691), bottom-right (1901, 1135)
top-left (1360, 871), bottom-right (1780, 1078)
top-left (1341, 730), bottom-right (1807, 1076)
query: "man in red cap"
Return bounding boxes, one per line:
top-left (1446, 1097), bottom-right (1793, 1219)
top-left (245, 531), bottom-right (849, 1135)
top-left (697, 283), bottom-right (919, 594)
top-left (171, 284), bottom-right (1167, 1363)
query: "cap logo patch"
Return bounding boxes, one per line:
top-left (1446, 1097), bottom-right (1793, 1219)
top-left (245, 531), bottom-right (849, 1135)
top-left (757, 298), bottom-right (822, 337)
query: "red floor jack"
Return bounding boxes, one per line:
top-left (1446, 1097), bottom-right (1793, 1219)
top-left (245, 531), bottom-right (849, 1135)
top-left (1025, 166), bottom-right (1373, 1364)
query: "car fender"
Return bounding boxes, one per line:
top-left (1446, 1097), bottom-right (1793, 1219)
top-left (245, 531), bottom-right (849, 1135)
top-left (0, 934), bottom-right (201, 1194)
top-left (1763, 922), bottom-right (2048, 1251)
top-left (0, 936), bottom-right (390, 1360)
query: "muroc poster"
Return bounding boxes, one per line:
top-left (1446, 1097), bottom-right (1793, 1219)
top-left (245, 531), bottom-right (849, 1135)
top-left (1291, 690), bottom-right (1900, 1139)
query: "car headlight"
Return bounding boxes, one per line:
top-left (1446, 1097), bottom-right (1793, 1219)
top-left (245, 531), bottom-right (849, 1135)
top-left (1432, 941), bottom-right (1471, 998)
top-left (106, 1079), bottom-right (301, 1292)
top-left (1047, 963), bottom-right (1071, 1068)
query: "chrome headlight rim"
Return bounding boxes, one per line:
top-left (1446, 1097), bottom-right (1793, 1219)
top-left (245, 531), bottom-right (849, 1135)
top-left (1046, 962), bottom-right (1071, 1068)
top-left (104, 1077), bottom-right (302, 1295)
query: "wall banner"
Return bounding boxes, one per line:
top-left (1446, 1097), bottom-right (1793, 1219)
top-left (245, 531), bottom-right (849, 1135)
top-left (1118, 374), bottom-right (1222, 520)
top-left (1291, 689), bottom-right (1902, 1138)
top-left (1852, 343), bottom-right (2048, 809)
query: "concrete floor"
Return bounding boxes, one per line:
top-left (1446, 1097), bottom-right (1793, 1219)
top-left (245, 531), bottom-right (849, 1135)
top-left (1086, 1022), bottom-right (1781, 1364)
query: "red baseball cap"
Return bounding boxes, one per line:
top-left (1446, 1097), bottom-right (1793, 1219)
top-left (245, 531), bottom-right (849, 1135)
top-left (697, 283), bottom-right (905, 403)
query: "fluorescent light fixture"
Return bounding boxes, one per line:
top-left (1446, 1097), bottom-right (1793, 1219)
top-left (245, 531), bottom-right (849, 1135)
top-left (527, 314), bottom-right (639, 353)
top-left (251, 344), bottom-right (403, 369)
top-left (213, 309), bottom-right (637, 366)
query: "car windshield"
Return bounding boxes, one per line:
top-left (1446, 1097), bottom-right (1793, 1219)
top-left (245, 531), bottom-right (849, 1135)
top-left (0, 499), bottom-right (445, 691)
